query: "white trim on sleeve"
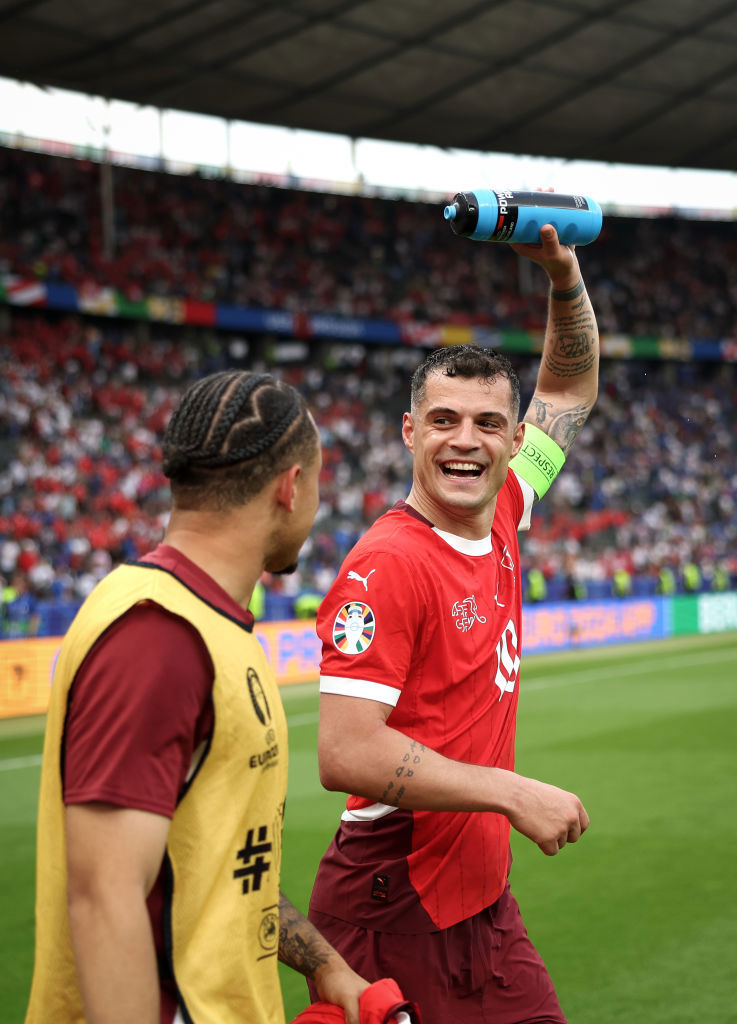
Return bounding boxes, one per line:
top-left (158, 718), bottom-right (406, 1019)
top-left (515, 474), bottom-right (535, 532)
top-left (341, 802), bottom-right (398, 822)
top-left (319, 675), bottom-right (401, 707)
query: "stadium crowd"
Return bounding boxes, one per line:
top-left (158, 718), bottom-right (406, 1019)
top-left (2, 308), bottom-right (735, 636)
top-left (1, 146), bottom-right (736, 635)
top-left (3, 144), bottom-right (737, 339)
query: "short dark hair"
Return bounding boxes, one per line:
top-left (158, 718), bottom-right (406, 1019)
top-left (410, 345), bottom-right (521, 418)
top-left (162, 371), bottom-right (318, 509)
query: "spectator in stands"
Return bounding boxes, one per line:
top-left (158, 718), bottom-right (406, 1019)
top-left (1, 570), bottom-right (39, 637)
top-left (612, 567), bottom-right (633, 598)
top-left (525, 567), bottom-right (548, 603)
top-left (656, 564), bottom-right (677, 596)
top-left (682, 561), bottom-right (703, 594)
top-left (248, 573), bottom-right (267, 620)
top-left (709, 563), bottom-right (731, 592)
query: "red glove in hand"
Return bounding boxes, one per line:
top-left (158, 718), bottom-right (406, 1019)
top-left (290, 977), bottom-right (422, 1024)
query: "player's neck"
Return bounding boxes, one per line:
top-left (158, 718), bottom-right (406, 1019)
top-left (404, 489), bottom-right (497, 540)
top-left (164, 507), bottom-right (267, 610)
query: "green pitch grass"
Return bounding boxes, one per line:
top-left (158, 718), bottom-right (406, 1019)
top-left (2, 631), bottom-right (736, 1023)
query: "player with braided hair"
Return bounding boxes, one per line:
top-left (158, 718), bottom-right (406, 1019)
top-left (162, 371), bottom-right (312, 500)
top-left (25, 371), bottom-right (372, 1024)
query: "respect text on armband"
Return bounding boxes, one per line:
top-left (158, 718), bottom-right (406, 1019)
top-left (521, 441), bottom-right (557, 482)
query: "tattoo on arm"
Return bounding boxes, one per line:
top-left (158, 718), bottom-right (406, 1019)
top-left (528, 279), bottom-right (598, 454)
top-left (529, 396), bottom-right (554, 427)
top-left (545, 295), bottom-right (598, 380)
top-left (526, 399), bottom-right (592, 453)
top-left (550, 278), bottom-right (586, 302)
top-left (278, 892), bottom-right (330, 978)
top-left (548, 286), bottom-right (597, 382)
top-left (380, 739), bottom-right (426, 807)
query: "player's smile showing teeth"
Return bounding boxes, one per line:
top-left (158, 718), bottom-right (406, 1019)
top-left (440, 460), bottom-right (484, 479)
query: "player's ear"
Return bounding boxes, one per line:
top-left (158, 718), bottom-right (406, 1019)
top-left (274, 464), bottom-right (301, 513)
top-left (401, 411), bottom-right (415, 454)
top-left (511, 421), bottom-right (525, 458)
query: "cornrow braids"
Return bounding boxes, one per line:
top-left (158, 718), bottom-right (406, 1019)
top-left (163, 370), bottom-right (318, 509)
top-left (410, 344), bottom-right (521, 418)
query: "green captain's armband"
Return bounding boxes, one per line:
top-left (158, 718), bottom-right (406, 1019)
top-left (509, 422), bottom-right (566, 499)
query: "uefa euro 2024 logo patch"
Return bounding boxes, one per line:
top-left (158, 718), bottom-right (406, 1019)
top-left (333, 601), bottom-right (375, 655)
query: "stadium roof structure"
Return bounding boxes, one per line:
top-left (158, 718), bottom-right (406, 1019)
top-left (3, 0), bottom-right (737, 172)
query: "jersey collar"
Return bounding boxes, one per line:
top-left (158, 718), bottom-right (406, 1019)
top-left (393, 501), bottom-right (493, 556)
top-left (432, 527), bottom-right (493, 556)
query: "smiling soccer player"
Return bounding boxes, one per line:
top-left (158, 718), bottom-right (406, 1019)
top-left (309, 223), bottom-right (599, 1024)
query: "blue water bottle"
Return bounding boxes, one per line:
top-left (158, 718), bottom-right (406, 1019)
top-left (443, 189), bottom-right (602, 245)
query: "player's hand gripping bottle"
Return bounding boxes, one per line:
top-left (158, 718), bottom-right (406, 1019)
top-left (443, 189), bottom-right (602, 245)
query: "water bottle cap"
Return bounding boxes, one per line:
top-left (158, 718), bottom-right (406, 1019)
top-left (443, 204), bottom-right (457, 221)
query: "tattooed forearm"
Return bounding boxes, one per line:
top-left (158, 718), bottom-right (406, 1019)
top-left (278, 892), bottom-right (330, 977)
top-left (525, 402), bottom-right (592, 453)
top-left (545, 315), bottom-right (597, 379)
top-left (380, 739), bottom-right (426, 807)
top-left (545, 288), bottom-right (598, 380)
top-left (543, 335), bottom-right (597, 379)
top-left (525, 275), bottom-right (598, 454)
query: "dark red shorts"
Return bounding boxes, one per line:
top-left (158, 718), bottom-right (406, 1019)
top-left (309, 882), bottom-right (566, 1024)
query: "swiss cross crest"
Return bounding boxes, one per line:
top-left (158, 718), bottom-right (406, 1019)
top-left (452, 595), bottom-right (487, 632)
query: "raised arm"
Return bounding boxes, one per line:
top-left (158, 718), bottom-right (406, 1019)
top-left (511, 223), bottom-right (600, 455)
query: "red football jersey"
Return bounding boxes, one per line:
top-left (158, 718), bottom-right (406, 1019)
top-left (314, 471), bottom-right (533, 930)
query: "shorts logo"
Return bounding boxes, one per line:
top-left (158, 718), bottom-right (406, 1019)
top-left (333, 601), bottom-right (375, 654)
top-left (371, 873), bottom-right (390, 901)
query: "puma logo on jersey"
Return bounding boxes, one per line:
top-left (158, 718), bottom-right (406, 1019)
top-left (347, 569), bottom-right (376, 591)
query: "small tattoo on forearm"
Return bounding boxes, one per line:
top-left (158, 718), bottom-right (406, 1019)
top-left (551, 278), bottom-right (585, 302)
top-left (278, 895), bottom-right (329, 977)
top-left (380, 742), bottom-right (425, 806)
top-left (530, 397), bottom-right (553, 426)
